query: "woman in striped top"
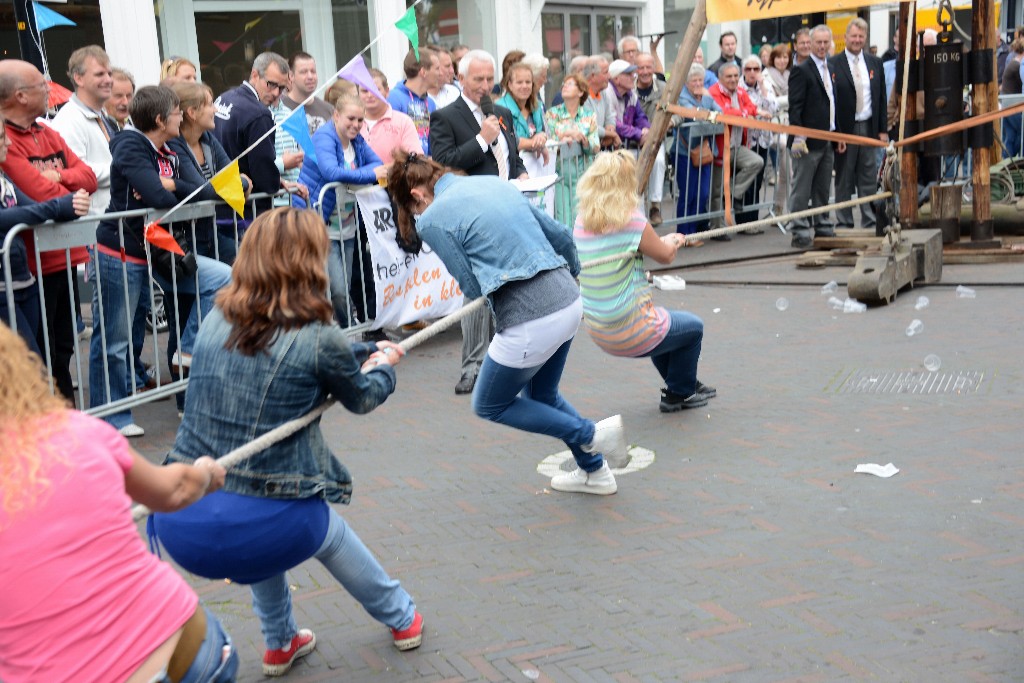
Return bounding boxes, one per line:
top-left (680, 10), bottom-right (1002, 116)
top-left (574, 151), bottom-right (716, 413)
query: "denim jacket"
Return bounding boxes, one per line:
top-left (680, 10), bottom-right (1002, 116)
top-left (165, 309), bottom-right (395, 504)
top-left (416, 173), bottom-right (580, 302)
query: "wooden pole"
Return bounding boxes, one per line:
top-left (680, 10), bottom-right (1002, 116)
top-left (898, 2), bottom-right (920, 228)
top-left (971, 0), bottom-right (996, 241)
top-left (636, 0), bottom-right (707, 195)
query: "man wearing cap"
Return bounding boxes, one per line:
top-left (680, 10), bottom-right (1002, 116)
top-left (606, 59), bottom-right (650, 150)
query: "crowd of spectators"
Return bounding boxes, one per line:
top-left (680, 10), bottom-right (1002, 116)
top-left (3, 21), bottom-right (964, 426)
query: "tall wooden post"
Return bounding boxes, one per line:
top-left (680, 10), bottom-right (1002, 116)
top-left (636, 0), bottom-right (707, 195)
top-left (971, 0), bottom-right (996, 241)
top-left (898, 2), bottom-right (920, 228)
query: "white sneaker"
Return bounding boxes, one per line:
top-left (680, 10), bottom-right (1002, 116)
top-left (582, 415), bottom-right (627, 468)
top-left (551, 463), bottom-right (617, 495)
top-left (171, 351), bottom-right (192, 370)
top-left (119, 423), bottom-right (145, 438)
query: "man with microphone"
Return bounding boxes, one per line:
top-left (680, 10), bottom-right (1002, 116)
top-left (430, 49), bottom-right (528, 395)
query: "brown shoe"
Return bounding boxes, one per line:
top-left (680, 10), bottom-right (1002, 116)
top-left (649, 206), bottom-right (662, 226)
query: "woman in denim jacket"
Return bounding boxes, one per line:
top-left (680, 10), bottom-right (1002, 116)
top-left (387, 151), bottom-right (627, 496)
top-left (152, 208), bottom-right (422, 677)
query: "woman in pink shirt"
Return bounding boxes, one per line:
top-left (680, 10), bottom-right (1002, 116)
top-left (0, 324), bottom-right (236, 683)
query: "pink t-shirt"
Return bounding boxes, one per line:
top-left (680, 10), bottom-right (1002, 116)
top-left (361, 106), bottom-right (425, 162)
top-left (0, 411), bottom-right (198, 683)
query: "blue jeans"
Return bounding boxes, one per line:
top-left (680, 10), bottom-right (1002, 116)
top-left (132, 292), bottom-right (151, 389)
top-left (640, 310), bottom-right (704, 397)
top-left (1, 286), bottom-right (42, 356)
top-left (1003, 112), bottom-right (1022, 157)
top-left (249, 506), bottom-right (416, 651)
top-left (89, 251), bottom-right (150, 428)
top-left (472, 338), bottom-right (602, 473)
top-left (154, 255), bottom-right (232, 355)
top-left (675, 154), bottom-right (713, 235)
top-left (155, 605), bottom-right (239, 683)
top-left (327, 238), bottom-right (356, 327)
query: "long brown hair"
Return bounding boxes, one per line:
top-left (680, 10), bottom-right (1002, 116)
top-left (503, 63), bottom-right (539, 116)
top-left (386, 150), bottom-right (449, 254)
top-left (217, 207), bottom-right (334, 354)
top-left (0, 325), bottom-right (69, 523)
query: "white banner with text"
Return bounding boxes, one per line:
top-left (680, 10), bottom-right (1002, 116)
top-left (355, 186), bottom-right (464, 329)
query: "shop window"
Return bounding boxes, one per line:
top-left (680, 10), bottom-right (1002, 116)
top-left (194, 9), bottom-right (302, 97)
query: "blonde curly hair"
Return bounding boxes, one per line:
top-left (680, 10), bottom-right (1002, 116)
top-left (575, 150), bottom-right (640, 234)
top-left (0, 325), bottom-right (69, 524)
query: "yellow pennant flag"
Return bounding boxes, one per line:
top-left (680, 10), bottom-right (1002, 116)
top-left (211, 160), bottom-right (246, 218)
top-left (244, 17), bottom-right (263, 32)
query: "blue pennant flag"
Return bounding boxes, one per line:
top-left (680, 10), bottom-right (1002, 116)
top-left (33, 2), bottom-right (76, 32)
top-left (281, 105), bottom-right (318, 166)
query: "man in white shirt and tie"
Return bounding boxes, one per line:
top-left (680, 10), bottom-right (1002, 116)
top-left (829, 18), bottom-right (888, 229)
top-left (786, 24), bottom-right (847, 249)
top-left (429, 49), bottom-right (528, 394)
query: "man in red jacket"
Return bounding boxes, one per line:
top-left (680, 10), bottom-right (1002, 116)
top-left (708, 63), bottom-right (767, 240)
top-left (0, 59), bottom-right (97, 399)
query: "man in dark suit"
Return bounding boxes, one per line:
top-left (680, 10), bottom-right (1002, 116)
top-left (829, 18), bottom-right (887, 228)
top-left (429, 49), bottom-right (527, 394)
top-left (787, 25), bottom-right (846, 249)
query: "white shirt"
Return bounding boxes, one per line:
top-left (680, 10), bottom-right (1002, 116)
top-left (810, 54), bottom-right (836, 131)
top-left (462, 92), bottom-right (511, 168)
top-left (845, 49), bottom-right (873, 122)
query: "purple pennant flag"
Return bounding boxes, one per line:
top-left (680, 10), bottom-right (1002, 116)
top-left (335, 54), bottom-right (385, 102)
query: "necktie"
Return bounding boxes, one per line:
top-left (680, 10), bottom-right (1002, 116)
top-left (821, 62), bottom-right (835, 131)
top-left (490, 123), bottom-right (509, 181)
top-left (852, 54), bottom-right (866, 115)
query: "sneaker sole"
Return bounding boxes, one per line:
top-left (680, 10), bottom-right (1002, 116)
top-left (659, 397), bottom-right (709, 413)
top-left (263, 634), bottom-right (317, 676)
top-left (550, 479), bottom-right (618, 495)
top-left (394, 632), bottom-right (423, 650)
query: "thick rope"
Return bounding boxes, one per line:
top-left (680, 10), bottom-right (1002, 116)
top-left (130, 297), bottom-right (489, 523)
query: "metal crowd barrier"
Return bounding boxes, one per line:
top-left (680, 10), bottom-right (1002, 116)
top-left (313, 181), bottom-right (374, 337)
top-left (549, 139), bottom-right (593, 227)
top-left (666, 119), bottom-right (783, 234)
top-left (1, 190), bottom-right (344, 418)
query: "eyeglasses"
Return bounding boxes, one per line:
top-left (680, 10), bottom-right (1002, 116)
top-left (743, 67), bottom-right (761, 71)
top-left (18, 81), bottom-right (50, 92)
top-left (263, 80), bottom-right (285, 92)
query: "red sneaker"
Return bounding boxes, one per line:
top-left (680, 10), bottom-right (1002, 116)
top-left (263, 629), bottom-right (316, 676)
top-left (391, 611), bottom-right (423, 651)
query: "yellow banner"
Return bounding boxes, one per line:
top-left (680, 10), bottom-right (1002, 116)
top-left (211, 160), bottom-right (246, 218)
top-left (708, 0), bottom-right (910, 24)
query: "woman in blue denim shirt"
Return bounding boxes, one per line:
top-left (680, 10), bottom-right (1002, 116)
top-left (387, 151), bottom-right (627, 495)
top-left (152, 208), bottom-right (423, 677)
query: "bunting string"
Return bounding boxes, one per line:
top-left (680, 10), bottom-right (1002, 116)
top-left (148, 0), bottom-right (426, 239)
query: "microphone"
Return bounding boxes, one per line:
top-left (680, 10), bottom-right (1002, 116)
top-left (479, 94), bottom-right (498, 146)
top-left (480, 93), bottom-right (495, 117)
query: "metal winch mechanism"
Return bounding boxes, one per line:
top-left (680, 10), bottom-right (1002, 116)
top-left (849, 1), bottom-right (993, 304)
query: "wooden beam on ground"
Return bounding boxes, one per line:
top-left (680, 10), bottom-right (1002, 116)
top-left (635, 0), bottom-right (706, 196)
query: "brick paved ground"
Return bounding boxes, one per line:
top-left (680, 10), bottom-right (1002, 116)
top-left (130, 231), bottom-right (1024, 682)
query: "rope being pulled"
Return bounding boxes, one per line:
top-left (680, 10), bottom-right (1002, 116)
top-left (129, 297), bottom-right (488, 523)
top-left (133, 188), bottom-right (883, 523)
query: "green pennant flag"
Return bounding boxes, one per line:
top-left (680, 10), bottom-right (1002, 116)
top-left (394, 7), bottom-right (419, 60)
